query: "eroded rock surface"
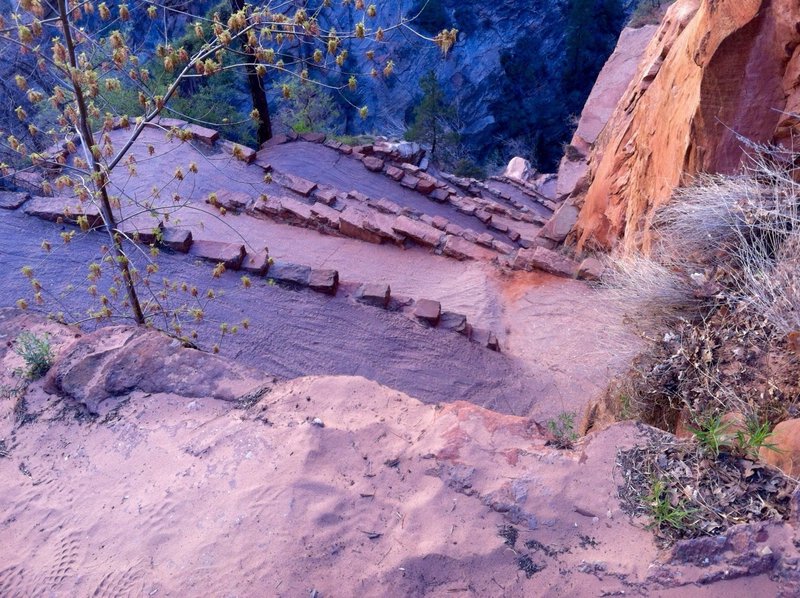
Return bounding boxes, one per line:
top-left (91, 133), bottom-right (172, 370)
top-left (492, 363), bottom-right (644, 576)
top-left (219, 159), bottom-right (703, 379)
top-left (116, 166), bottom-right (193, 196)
top-left (573, 0), bottom-right (800, 252)
top-left (2, 314), bottom-right (797, 596)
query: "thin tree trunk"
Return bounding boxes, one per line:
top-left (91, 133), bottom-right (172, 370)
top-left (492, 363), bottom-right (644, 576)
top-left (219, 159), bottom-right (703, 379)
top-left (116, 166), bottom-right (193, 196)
top-left (231, 0), bottom-right (272, 144)
top-left (56, 0), bottom-right (146, 325)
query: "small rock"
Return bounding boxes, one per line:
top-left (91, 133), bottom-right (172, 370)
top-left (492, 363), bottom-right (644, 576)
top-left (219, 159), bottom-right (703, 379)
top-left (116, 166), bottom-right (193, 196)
top-left (400, 174), bottom-right (419, 189)
top-left (385, 165), bottom-right (404, 181)
top-left (300, 132), bottom-right (326, 143)
top-left (313, 188), bottom-right (338, 206)
top-left (160, 228), bottom-right (193, 253)
top-left (308, 269), bottom-right (339, 295)
top-left (414, 299), bottom-right (441, 326)
top-left (476, 233), bottom-right (494, 248)
top-left (357, 283), bottom-right (391, 308)
top-left (429, 188), bottom-right (450, 203)
top-left (311, 417), bottom-right (325, 427)
top-left (362, 156), bottom-right (385, 172)
top-left (284, 174), bottom-right (317, 197)
top-left (439, 312), bottom-right (467, 333)
top-left (241, 248), bottom-right (270, 275)
top-left (578, 257), bottom-right (605, 281)
top-left (416, 178), bottom-right (437, 195)
top-left (471, 328), bottom-right (500, 352)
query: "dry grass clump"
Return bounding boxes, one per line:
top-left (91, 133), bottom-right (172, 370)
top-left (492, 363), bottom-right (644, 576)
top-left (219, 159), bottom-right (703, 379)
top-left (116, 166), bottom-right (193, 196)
top-left (604, 146), bottom-right (800, 428)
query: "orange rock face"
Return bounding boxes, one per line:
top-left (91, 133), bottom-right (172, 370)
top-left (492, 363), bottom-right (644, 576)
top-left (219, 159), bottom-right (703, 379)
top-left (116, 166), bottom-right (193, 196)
top-left (760, 418), bottom-right (800, 477)
top-left (573, 0), bottom-right (800, 252)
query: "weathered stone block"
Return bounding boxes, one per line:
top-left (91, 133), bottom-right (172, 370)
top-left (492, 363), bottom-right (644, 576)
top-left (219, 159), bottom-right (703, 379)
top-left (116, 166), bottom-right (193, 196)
top-left (185, 124), bottom-right (219, 145)
top-left (309, 269), bottom-right (339, 295)
top-left (241, 248), bottom-right (270, 275)
top-left (414, 299), bottom-right (441, 326)
top-left (161, 228), bottom-right (192, 253)
top-left (392, 215), bottom-right (443, 247)
top-left (269, 261), bottom-right (311, 286)
top-left (357, 283), bottom-right (390, 308)
top-left (190, 240), bottom-right (245, 269)
top-left (362, 156), bottom-right (385, 172)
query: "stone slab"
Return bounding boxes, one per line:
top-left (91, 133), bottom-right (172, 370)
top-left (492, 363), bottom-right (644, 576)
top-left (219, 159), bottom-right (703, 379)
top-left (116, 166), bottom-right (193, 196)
top-left (392, 215), bottom-right (442, 247)
top-left (269, 261), bottom-right (311, 286)
top-left (190, 240), bottom-right (245, 269)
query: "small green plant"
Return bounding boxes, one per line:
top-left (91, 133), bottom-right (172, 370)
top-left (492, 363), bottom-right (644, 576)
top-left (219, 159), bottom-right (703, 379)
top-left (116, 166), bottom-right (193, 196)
top-left (689, 414), bottom-right (731, 458)
top-left (735, 419), bottom-right (778, 460)
top-left (646, 478), bottom-right (694, 532)
top-left (14, 332), bottom-right (54, 380)
top-left (546, 411), bottom-right (578, 449)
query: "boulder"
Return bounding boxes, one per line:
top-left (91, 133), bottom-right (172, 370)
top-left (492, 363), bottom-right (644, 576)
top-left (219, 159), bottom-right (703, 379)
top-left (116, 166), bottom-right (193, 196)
top-left (431, 216), bottom-right (448, 230)
top-left (513, 246), bottom-right (579, 278)
top-left (308, 269), bottom-right (339, 295)
top-left (400, 174), bottom-right (419, 189)
top-left (277, 196), bottom-right (313, 223)
top-left (416, 178), bottom-right (437, 195)
top-left (190, 240), bottom-right (246, 270)
top-left (357, 283), bottom-right (391, 308)
top-left (503, 157), bottom-right (532, 182)
top-left (429, 188), bottom-right (451, 203)
top-left (372, 198), bottom-right (403, 215)
top-left (0, 191), bottom-right (29, 210)
top-left (348, 190), bottom-right (370, 203)
top-left (541, 202), bottom-right (579, 243)
top-left (476, 232), bottom-right (494, 248)
top-left (117, 219), bottom-right (162, 245)
top-left (43, 326), bottom-right (263, 414)
top-left (492, 240), bottom-right (514, 255)
top-left (392, 215), bottom-right (443, 247)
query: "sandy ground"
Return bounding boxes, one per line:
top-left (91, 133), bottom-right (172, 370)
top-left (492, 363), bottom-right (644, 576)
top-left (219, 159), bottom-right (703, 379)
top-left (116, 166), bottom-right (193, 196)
top-left (0, 317), bottom-right (791, 597)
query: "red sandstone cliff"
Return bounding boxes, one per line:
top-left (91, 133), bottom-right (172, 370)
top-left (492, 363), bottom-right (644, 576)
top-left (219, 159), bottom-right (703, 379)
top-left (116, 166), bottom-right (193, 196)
top-left (572, 0), bottom-right (800, 252)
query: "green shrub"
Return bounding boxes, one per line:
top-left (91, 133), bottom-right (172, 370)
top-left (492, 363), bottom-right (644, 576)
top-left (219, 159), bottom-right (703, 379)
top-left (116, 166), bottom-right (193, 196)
top-left (14, 332), bottom-right (53, 380)
top-left (546, 412), bottom-right (577, 449)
